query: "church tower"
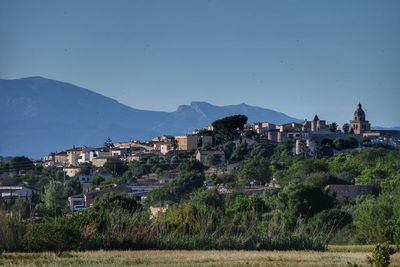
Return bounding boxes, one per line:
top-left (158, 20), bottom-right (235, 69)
top-left (350, 102), bottom-right (370, 135)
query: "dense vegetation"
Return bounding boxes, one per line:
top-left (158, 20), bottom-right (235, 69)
top-left (0, 116), bottom-right (399, 253)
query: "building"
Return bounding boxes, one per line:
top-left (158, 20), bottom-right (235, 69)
top-left (54, 151), bottom-right (68, 165)
top-left (64, 166), bottom-right (82, 177)
top-left (91, 157), bottom-right (110, 167)
top-left (67, 184), bottom-right (132, 212)
top-left (196, 150), bottom-right (226, 166)
top-left (175, 135), bottom-right (199, 151)
top-left (66, 147), bottom-right (83, 166)
top-left (310, 115), bottom-right (328, 132)
top-left (350, 103), bottom-right (371, 135)
top-left (0, 186), bottom-right (33, 201)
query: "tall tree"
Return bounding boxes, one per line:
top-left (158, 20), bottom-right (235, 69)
top-left (103, 137), bottom-right (114, 148)
top-left (42, 180), bottom-right (67, 211)
top-left (212, 115), bottom-right (248, 144)
top-left (342, 123), bottom-right (350, 134)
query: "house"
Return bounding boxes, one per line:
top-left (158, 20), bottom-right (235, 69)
top-left (67, 184), bottom-right (132, 212)
top-left (66, 146), bottom-right (95, 166)
top-left (66, 147), bottom-right (83, 166)
top-left (324, 184), bottom-right (376, 201)
top-left (78, 170), bottom-right (113, 183)
top-left (196, 150), bottom-right (226, 166)
top-left (363, 130), bottom-right (400, 149)
top-left (130, 181), bottom-right (164, 202)
top-left (160, 142), bottom-right (174, 155)
top-left (175, 135), bottom-right (199, 151)
top-left (63, 166), bottom-right (82, 177)
top-left (114, 140), bottom-right (154, 151)
top-left (127, 152), bottom-right (160, 162)
top-left (0, 186), bottom-right (33, 201)
top-left (110, 147), bottom-right (129, 157)
top-left (91, 157), bottom-right (110, 167)
top-left (253, 122), bottom-right (276, 134)
top-left (54, 151), bottom-right (68, 165)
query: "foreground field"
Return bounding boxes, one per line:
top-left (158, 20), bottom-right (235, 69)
top-left (0, 249), bottom-right (399, 267)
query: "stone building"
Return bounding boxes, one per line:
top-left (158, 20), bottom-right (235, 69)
top-left (350, 103), bottom-right (371, 135)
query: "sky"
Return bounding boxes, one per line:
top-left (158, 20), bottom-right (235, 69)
top-left (0, 0), bottom-right (399, 127)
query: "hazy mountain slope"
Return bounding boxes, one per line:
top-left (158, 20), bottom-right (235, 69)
top-left (372, 126), bottom-right (400, 131)
top-left (0, 77), bottom-right (300, 157)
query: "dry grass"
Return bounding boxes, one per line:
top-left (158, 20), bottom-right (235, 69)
top-left (329, 244), bottom-right (399, 253)
top-left (0, 250), bottom-right (399, 267)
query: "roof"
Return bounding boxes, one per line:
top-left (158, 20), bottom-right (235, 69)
top-left (313, 114), bottom-right (319, 121)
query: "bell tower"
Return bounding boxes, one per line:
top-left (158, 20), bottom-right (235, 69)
top-left (350, 102), bottom-right (370, 135)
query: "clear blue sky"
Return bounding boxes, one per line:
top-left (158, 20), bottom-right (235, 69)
top-left (1, 0), bottom-right (399, 127)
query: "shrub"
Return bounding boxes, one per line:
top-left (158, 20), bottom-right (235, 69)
top-left (24, 217), bottom-right (81, 255)
top-left (367, 243), bottom-right (396, 267)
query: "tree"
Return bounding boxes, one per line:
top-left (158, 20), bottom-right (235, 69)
top-left (148, 161), bottom-right (205, 204)
top-left (230, 142), bottom-right (249, 161)
top-left (92, 175), bottom-right (105, 186)
top-left (103, 158), bottom-right (127, 176)
top-left (212, 115), bottom-right (248, 144)
top-left (238, 156), bottom-right (271, 184)
top-left (277, 182), bottom-right (334, 228)
top-left (205, 153), bottom-right (223, 167)
top-left (24, 216), bottom-right (81, 256)
top-left (333, 139), bottom-right (345, 150)
top-left (9, 156), bottom-right (34, 172)
top-left (79, 162), bottom-right (92, 175)
top-left (345, 137), bottom-right (359, 149)
top-left (42, 180), bottom-right (67, 214)
top-left (65, 176), bottom-right (82, 196)
top-left (329, 122), bottom-right (338, 132)
top-left (342, 123), bottom-right (350, 134)
top-left (250, 142), bottom-right (276, 159)
top-left (195, 129), bottom-right (214, 136)
top-left (305, 209), bottom-right (352, 235)
top-left (223, 141), bottom-right (236, 160)
top-left (103, 137), bottom-right (114, 148)
top-left (93, 192), bottom-right (139, 213)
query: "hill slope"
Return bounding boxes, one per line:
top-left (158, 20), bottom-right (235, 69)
top-left (0, 77), bottom-right (300, 157)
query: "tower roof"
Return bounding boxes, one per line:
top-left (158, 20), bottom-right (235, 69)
top-left (354, 102), bottom-right (366, 121)
top-left (313, 114), bottom-right (319, 121)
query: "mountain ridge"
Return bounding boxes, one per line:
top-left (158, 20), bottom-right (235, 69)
top-left (0, 77), bottom-right (298, 157)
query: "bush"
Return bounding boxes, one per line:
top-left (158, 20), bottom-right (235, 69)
top-left (24, 217), bottom-right (81, 255)
top-left (0, 215), bottom-right (26, 252)
top-left (367, 243), bottom-right (396, 267)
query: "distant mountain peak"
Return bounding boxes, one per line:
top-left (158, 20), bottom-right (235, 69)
top-left (1, 76), bottom-right (301, 157)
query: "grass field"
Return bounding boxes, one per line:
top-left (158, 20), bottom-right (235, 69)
top-left (0, 247), bottom-right (399, 266)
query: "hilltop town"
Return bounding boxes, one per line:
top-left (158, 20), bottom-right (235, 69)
top-left (0, 102), bottom-right (399, 253)
top-left (1, 102), bottom-right (399, 211)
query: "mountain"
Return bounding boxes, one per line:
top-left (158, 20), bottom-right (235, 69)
top-left (372, 126), bottom-right (400, 131)
top-left (0, 77), bottom-right (300, 158)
